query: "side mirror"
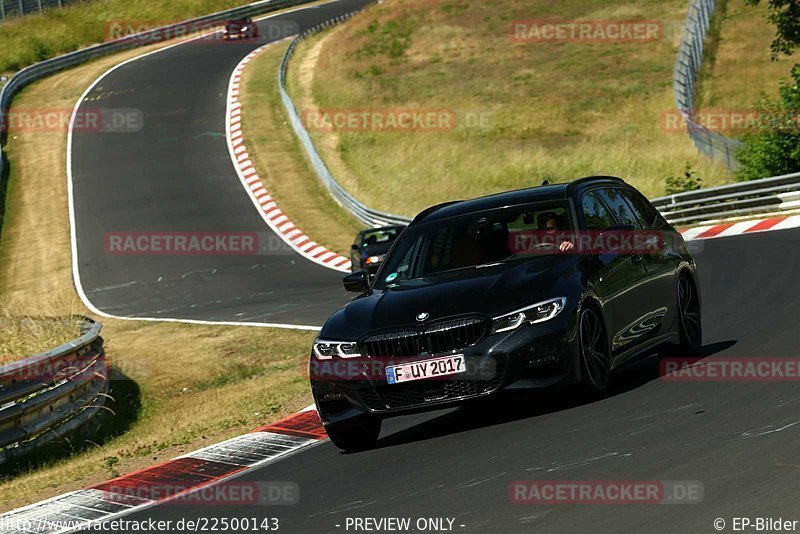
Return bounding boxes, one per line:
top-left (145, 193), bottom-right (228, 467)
top-left (343, 270), bottom-right (370, 293)
top-left (351, 244), bottom-right (359, 250)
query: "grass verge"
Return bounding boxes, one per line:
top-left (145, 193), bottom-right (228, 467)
top-left (0, 0), bottom-right (256, 74)
top-left (0, 310), bottom-right (82, 365)
top-left (696, 0), bottom-right (793, 110)
top-left (285, 0), bottom-right (737, 218)
top-left (239, 39), bottom-right (362, 253)
top-left (0, 31), bottom-right (315, 513)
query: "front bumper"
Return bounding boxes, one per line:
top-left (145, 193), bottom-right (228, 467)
top-left (223, 32), bottom-right (254, 40)
top-left (311, 311), bottom-right (580, 424)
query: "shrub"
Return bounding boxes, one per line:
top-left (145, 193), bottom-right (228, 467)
top-left (736, 65), bottom-right (800, 180)
top-left (666, 162), bottom-right (704, 194)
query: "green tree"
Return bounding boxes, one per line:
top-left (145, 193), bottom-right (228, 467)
top-left (743, 0), bottom-right (800, 59)
top-left (736, 65), bottom-right (800, 179)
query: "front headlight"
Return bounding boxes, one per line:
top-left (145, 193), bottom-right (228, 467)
top-left (491, 297), bottom-right (567, 334)
top-left (365, 254), bottom-right (385, 266)
top-left (313, 339), bottom-right (361, 360)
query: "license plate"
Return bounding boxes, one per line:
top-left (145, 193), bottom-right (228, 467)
top-left (386, 355), bottom-right (466, 384)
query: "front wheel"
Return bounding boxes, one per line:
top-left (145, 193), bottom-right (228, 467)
top-left (324, 416), bottom-right (381, 452)
top-left (578, 305), bottom-right (610, 393)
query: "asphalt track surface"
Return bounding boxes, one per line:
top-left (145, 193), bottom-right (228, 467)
top-left (71, 1), bottom-right (800, 532)
top-left (114, 226), bottom-right (800, 531)
top-left (70, 0), bottom-right (372, 326)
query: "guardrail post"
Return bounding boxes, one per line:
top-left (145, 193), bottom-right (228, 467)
top-left (37, 0), bottom-right (42, 13)
top-left (0, 1), bottom-right (5, 20)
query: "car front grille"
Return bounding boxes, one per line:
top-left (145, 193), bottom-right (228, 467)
top-left (356, 356), bottom-right (506, 411)
top-left (359, 317), bottom-right (487, 358)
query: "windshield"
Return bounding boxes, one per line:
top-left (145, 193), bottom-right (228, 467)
top-left (360, 227), bottom-right (401, 247)
top-left (375, 201), bottom-right (574, 289)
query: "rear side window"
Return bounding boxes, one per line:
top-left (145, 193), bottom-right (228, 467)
top-left (597, 188), bottom-right (639, 228)
top-left (581, 191), bottom-right (616, 230)
top-left (619, 188), bottom-right (660, 228)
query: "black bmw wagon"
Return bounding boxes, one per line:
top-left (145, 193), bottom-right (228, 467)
top-left (311, 176), bottom-right (702, 451)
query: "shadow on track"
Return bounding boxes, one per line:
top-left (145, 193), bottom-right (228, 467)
top-left (367, 340), bottom-right (736, 452)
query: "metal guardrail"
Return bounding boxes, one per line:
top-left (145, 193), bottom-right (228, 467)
top-left (0, 317), bottom-right (107, 465)
top-left (673, 0), bottom-right (744, 169)
top-left (0, 0), bottom-right (322, 185)
top-left (651, 171), bottom-right (800, 225)
top-left (0, 0), bottom-right (78, 21)
top-left (278, 8), bottom-right (412, 228)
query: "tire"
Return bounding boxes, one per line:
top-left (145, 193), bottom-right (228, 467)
top-left (578, 304), bottom-right (611, 393)
top-left (675, 273), bottom-right (702, 356)
top-left (325, 416), bottom-right (381, 452)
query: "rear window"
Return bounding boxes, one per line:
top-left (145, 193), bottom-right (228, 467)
top-left (361, 228), bottom-right (400, 247)
top-left (620, 188), bottom-right (661, 228)
top-left (580, 191), bottom-right (616, 231)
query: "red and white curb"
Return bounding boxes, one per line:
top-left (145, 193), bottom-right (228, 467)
top-left (678, 215), bottom-right (800, 240)
top-left (226, 44), bottom-right (352, 273)
top-left (0, 407), bottom-right (326, 533)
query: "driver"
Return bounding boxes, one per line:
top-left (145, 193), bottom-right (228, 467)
top-left (540, 213), bottom-right (575, 252)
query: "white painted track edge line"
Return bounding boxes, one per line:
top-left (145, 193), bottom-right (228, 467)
top-left (65, 1), bottom-right (347, 331)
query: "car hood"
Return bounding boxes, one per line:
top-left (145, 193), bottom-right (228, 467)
top-left (321, 255), bottom-right (582, 340)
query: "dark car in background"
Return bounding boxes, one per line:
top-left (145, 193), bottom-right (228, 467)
top-left (349, 225), bottom-right (405, 276)
top-left (311, 176), bottom-right (702, 451)
top-left (222, 17), bottom-right (258, 40)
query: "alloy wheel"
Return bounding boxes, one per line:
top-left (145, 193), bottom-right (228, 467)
top-left (677, 275), bottom-right (702, 351)
top-left (580, 307), bottom-right (610, 391)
